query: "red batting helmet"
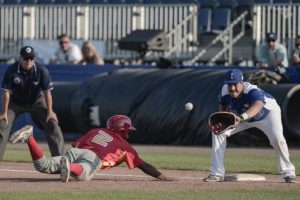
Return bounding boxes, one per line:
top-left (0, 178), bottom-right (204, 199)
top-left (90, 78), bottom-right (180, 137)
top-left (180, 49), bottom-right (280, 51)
top-left (107, 115), bottom-right (136, 138)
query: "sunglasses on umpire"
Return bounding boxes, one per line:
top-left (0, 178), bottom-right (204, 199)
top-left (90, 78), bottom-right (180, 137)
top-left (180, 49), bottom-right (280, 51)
top-left (23, 57), bottom-right (34, 61)
top-left (296, 43), bottom-right (300, 46)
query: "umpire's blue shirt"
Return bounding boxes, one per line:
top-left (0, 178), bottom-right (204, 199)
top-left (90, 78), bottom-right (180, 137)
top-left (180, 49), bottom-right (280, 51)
top-left (1, 62), bottom-right (53, 106)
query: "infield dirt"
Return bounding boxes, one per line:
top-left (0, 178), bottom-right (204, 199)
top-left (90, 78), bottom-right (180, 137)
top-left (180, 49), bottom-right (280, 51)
top-left (1, 145), bottom-right (299, 191)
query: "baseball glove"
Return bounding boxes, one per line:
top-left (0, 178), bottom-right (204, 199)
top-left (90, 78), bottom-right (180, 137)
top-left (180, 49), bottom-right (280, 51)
top-left (208, 111), bottom-right (239, 135)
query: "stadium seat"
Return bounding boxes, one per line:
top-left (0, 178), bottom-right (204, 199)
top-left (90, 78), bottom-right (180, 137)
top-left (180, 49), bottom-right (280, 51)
top-left (72, 0), bottom-right (89, 3)
top-left (20, 0), bottom-right (37, 4)
top-left (160, 0), bottom-right (181, 3)
top-left (273, 0), bottom-right (292, 3)
top-left (197, 0), bottom-right (219, 8)
top-left (179, 0), bottom-right (198, 3)
top-left (218, 0), bottom-right (237, 8)
top-left (89, 0), bottom-right (124, 4)
top-left (125, 0), bottom-right (142, 4)
top-left (141, 0), bottom-right (162, 3)
top-left (234, 0), bottom-right (253, 28)
top-left (54, 0), bottom-right (72, 3)
top-left (235, 0), bottom-right (253, 7)
top-left (211, 8), bottom-right (231, 33)
top-left (3, 0), bottom-right (20, 4)
top-left (253, 0), bottom-right (271, 3)
top-left (37, 0), bottom-right (54, 4)
top-left (198, 8), bottom-right (212, 34)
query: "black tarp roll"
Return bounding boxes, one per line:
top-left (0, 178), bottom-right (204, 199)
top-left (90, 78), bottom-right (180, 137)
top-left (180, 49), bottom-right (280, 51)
top-left (69, 68), bottom-right (236, 145)
top-left (260, 84), bottom-right (300, 139)
top-left (51, 82), bottom-right (81, 132)
top-left (31, 82), bottom-right (81, 133)
top-left (52, 68), bottom-right (300, 146)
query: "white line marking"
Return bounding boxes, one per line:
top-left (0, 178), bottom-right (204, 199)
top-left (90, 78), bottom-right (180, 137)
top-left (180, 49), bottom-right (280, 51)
top-left (0, 168), bottom-right (203, 180)
top-left (0, 169), bottom-right (37, 173)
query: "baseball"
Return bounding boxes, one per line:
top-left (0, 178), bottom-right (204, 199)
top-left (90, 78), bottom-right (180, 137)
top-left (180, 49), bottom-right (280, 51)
top-left (185, 102), bottom-right (193, 111)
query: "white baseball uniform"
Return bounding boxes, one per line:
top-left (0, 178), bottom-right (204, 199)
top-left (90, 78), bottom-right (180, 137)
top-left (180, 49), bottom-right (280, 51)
top-left (209, 82), bottom-right (295, 178)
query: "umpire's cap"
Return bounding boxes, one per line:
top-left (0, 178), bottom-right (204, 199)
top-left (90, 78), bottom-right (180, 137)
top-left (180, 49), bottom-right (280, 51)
top-left (224, 69), bottom-right (244, 84)
top-left (20, 46), bottom-right (35, 58)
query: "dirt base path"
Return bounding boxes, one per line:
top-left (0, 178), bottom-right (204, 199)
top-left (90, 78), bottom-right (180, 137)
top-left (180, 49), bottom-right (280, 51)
top-left (0, 161), bottom-right (299, 191)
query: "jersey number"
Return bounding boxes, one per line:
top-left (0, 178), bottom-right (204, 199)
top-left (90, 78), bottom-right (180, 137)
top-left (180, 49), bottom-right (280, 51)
top-left (92, 130), bottom-right (113, 147)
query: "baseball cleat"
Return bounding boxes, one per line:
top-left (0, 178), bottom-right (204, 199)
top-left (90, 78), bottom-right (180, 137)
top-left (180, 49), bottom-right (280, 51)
top-left (284, 175), bottom-right (296, 183)
top-left (60, 156), bottom-right (71, 183)
top-left (9, 125), bottom-right (33, 144)
top-left (203, 174), bottom-right (224, 182)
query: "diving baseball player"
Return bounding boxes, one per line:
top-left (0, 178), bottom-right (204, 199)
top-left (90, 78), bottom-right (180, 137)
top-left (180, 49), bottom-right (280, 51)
top-left (9, 115), bottom-right (172, 182)
top-left (204, 69), bottom-right (296, 183)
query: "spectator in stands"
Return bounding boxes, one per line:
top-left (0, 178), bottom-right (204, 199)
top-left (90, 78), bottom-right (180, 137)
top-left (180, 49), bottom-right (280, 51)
top-left (291, 36), bottom-right (300, 66)
top-left (49, 34), bottom-right (82, 64)
top-left (255, 32), bottom-right (289, 72)
top-left (79, 41), bottom-right (104, 65)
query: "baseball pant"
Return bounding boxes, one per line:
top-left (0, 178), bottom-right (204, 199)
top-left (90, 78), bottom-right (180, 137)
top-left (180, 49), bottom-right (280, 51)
top-left (0, 97), bottom-right (64, 160)
top-left (210, 103), bottom-right (296, 178)
top-left (34, 148), bottom-right (101, 181)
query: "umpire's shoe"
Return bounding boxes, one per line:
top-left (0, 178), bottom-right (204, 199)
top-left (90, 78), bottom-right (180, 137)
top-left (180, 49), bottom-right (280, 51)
top-left (60, 156), bottom-right (71, 183)
top-left (203, 174), bottom-right (224, 182)
top-left (9, 125), bottom-right (33, 144)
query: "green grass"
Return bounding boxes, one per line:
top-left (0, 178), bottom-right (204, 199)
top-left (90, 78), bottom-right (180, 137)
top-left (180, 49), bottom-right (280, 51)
top-left (4, 146), bottom-right (300, 175)
top-left (0, 190), bottom-right (300, 200)
top-left (2, 146), bottom-right (300, 200)
top-left (138, 151), bottom-right (300, 175)
top-left (4, 146), bottom-right (51, 162)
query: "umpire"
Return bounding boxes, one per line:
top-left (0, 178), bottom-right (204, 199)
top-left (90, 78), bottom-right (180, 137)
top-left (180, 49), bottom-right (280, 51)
top-left (0, 46), bottom-right (65, 160)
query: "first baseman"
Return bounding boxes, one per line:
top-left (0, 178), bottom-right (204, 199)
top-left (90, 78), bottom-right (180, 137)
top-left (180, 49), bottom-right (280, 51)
top-left (9, 115), bottom-right (172, 182)
top-left (204, 69), bottom-right (296, 183)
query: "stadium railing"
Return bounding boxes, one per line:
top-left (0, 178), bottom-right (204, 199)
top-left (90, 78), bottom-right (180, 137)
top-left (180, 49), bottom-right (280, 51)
top-left (0, 2), bottom-right (198, 62)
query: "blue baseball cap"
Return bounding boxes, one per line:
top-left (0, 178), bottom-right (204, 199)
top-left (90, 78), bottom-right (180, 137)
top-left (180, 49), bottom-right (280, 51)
top-left (224, 69), bottom-right (244, 84)
top-left (266, 32), bottom-right (277, 41)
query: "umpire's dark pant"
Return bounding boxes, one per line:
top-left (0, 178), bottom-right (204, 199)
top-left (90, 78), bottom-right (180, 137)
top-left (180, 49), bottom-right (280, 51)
top-left (0, 97), bottom-right (65, 160)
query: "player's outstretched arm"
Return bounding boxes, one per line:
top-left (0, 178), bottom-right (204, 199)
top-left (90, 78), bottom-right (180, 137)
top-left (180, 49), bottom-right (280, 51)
top-left (137, 161), bottom-right (173, 181)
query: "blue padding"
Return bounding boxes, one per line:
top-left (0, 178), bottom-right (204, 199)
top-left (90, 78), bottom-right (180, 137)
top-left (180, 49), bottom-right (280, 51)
top-left (286, 66), bottom-right (300, 83)
top-left (0, 64), bottom-right (122, 82)
top-left (45, 64), bottom-right (122, 81)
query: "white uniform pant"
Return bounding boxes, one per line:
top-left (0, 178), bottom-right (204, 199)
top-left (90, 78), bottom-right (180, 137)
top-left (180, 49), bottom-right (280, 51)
top-left (210, 105), bottom-right (295, 178)
top-left (34, 148), bottom-right (101, 181)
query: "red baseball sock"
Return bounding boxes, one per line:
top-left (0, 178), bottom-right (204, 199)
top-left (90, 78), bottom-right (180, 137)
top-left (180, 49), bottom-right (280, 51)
top-left (70, 163), bottom-right (83, 177)
top-left (27, 135), bottom-right (44, 160)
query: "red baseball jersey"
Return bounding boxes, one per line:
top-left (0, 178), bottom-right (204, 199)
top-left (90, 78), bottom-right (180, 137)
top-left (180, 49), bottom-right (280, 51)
top-left (72, 128), bottom-right (143, 169)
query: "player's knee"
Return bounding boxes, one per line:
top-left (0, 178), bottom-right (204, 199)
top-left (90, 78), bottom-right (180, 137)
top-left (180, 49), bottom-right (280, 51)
top-left (76, 162), bottom-right (98, 181)
top-left (34, 162), bottom-right (52, 173)
top-left (33, 157), bottom-right (59, 174)
top-left (45, 119), bottom-right (58, 129)
top-left (0, 120), bottom-right (9, 130)
top-left (269, 137), bottom-right (286, 147)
